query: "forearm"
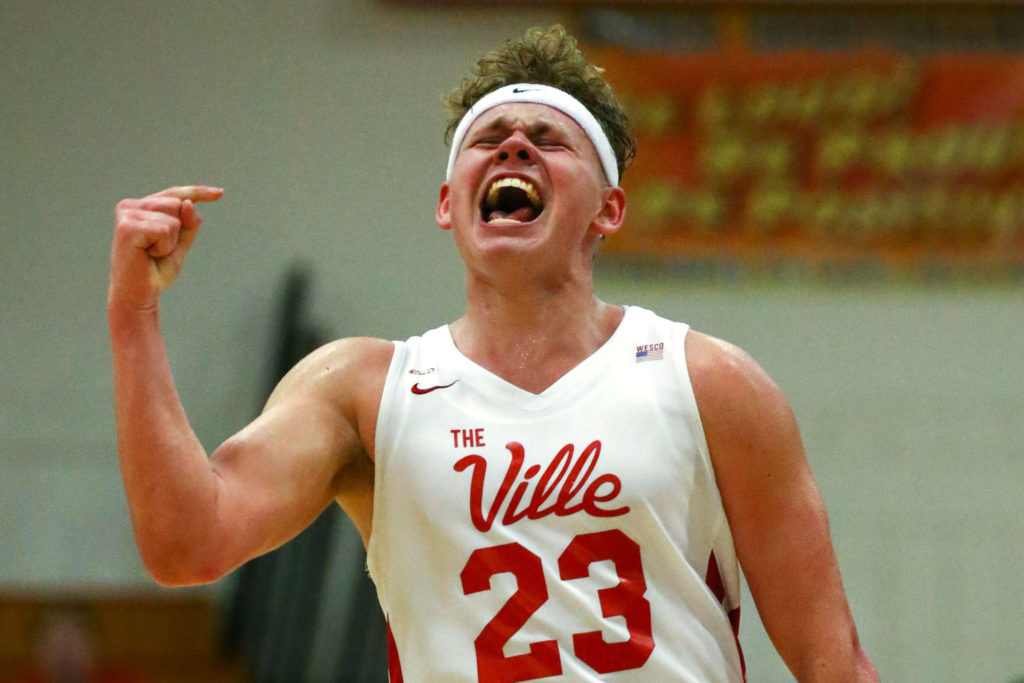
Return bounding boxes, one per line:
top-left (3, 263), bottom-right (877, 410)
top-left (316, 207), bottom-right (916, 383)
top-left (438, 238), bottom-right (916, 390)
top-left (756, 538), bottom-right (878, 683)
top-left (109, 303), bottom-right (222, 584)
top-left (778, 598), bottom-right (877, 683)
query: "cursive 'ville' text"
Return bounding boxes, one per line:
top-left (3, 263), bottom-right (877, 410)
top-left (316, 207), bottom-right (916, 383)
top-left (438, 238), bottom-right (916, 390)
top-left (453, 440), bottom-right (629, 533)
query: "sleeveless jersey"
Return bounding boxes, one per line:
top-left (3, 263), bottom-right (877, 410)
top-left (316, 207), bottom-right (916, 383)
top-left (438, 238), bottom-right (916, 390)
top-left (367, 306), bottom-right (745, 682)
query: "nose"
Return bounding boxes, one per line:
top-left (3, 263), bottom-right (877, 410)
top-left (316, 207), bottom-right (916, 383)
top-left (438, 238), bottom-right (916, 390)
top-left (498, 149), bottom-right (531, 162)
top-left (495, 134), bottom-right (534, 165)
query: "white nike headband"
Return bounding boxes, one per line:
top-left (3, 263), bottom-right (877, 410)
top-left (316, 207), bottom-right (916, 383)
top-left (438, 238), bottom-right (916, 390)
top-left (445, 83), bottom-right (620, 187)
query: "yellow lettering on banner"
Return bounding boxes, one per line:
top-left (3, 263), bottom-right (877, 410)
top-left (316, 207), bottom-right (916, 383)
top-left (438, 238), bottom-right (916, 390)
top-left (608, 53), bottom-right (1024, 269)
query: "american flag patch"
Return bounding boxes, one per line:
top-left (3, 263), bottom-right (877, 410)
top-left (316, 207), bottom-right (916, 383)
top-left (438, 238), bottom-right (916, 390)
top-left (635, 343), bottom-right (665, 362)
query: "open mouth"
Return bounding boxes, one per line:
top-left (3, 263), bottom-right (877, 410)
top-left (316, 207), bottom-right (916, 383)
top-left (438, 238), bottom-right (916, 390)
top-left (480, 177), bottom-right (544, 225)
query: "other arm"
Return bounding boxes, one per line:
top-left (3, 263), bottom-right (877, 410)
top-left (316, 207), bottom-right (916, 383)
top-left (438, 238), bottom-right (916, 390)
top-left (108, 186), bottom-right (390, 586)
top-left (687, 331), bottom-right (878, 681)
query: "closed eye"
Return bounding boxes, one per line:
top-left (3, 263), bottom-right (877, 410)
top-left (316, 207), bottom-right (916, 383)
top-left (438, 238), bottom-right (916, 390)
top-left (534, 137), bottom-right (572, 151)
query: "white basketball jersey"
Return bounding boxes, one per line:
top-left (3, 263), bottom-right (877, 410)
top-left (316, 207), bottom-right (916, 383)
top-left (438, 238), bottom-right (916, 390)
top-left (367, 306), bottom-right (745, 682)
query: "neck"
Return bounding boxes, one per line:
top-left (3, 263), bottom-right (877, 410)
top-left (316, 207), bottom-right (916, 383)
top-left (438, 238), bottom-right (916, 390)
top-left (451, 272), bottom-right (623, 393)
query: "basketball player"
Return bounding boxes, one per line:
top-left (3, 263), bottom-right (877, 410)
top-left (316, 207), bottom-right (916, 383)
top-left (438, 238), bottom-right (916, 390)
top-left (108, 26), bottom-right (878, 681)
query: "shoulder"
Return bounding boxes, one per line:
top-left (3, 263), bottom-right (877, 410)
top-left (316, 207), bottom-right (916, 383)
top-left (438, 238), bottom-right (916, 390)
top-left (298, 336), bottom-right (396, 377)
top-left (684, 329), bottom-right (799, 466)
top-left (266, 336), bottom-right (395, 412)
top-left (261, 337), bottom-right (396, 459)
top-left (685, 329), bottom-right (780, 403)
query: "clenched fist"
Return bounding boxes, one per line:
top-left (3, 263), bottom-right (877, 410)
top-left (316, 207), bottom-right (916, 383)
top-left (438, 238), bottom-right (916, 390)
top-left (109, 185), bottom-right (223, 312)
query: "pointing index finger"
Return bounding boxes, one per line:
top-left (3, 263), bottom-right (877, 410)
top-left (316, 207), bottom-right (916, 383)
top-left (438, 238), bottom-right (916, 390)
top-left (155, 185), bottom-right (224, 203)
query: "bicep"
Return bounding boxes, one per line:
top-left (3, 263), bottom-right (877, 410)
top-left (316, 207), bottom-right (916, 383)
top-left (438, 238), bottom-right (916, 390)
top-left (204, 343), bottom-right (372, 570)
top-left (210, 396), bottom-right (359, 559)
top-left (688, 332), bottom-right (860, 675)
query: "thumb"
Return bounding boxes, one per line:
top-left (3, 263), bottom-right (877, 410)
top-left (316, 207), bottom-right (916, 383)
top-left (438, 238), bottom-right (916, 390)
top-left (177, 199), bottom-right (203, 254)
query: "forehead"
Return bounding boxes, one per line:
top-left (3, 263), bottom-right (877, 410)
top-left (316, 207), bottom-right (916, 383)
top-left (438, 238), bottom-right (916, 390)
top-left (463, 102), bottom-right (591, 144)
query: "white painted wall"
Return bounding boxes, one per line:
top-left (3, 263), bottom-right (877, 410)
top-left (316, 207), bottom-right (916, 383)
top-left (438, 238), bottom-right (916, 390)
top-left (1, 1), bottom-right (1021, 678)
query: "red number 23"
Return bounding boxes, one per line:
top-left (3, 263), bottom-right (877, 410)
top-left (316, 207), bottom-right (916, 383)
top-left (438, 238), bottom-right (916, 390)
top-left (459, 529), bottom-right (654, 683)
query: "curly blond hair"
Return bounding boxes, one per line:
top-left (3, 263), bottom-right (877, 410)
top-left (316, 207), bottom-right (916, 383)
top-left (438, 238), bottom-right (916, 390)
top-left (444, 25), bottom-right (636, 179)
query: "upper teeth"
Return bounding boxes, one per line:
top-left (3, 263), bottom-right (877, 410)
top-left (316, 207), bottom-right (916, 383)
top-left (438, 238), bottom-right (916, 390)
top-left (486, 177), bottom-right (542, 210)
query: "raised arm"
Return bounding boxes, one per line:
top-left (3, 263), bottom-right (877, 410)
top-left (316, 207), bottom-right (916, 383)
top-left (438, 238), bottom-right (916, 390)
top-left (108, 186), bottom-right (390, 586)
top-left (686, 331), bottom-right (878, 682)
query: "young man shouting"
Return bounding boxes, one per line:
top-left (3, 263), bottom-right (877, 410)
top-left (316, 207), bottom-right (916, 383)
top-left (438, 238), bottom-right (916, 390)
top-left (109, 25), bottom-right (877, 682)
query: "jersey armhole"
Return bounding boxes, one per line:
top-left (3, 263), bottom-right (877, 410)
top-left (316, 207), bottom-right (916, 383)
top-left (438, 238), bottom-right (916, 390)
top-left (366, 339), bottom-right (407, 592)
top-left (675, 324), bottom-right (728, 542)
top-left (372, 339), bottom-right (407, 465)
top-left (677, 326), bottom-right (743, 608)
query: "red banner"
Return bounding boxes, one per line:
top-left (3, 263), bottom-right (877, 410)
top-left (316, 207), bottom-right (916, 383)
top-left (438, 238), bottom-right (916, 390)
top-left (590, 46), bottom-right (1024, 277)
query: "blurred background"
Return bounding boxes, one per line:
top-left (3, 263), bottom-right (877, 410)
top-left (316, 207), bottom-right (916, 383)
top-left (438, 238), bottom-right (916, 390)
top-left (1, 0), bottom-right (1022, 680)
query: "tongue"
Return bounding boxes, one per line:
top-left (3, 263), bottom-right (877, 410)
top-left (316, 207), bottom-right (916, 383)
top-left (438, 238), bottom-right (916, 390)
top-left (488, 207), bottom-right (536, 223)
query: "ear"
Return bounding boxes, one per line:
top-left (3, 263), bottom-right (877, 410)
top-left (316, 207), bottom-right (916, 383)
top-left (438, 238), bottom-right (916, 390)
top-left (436, 182), bottom-right (452, 231)
top-left (591, 185), bottom-right (626, 237)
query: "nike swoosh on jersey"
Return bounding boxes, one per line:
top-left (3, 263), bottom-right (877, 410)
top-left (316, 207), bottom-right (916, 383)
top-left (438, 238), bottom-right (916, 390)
top-left (410, 380), bottom-right (460, 395)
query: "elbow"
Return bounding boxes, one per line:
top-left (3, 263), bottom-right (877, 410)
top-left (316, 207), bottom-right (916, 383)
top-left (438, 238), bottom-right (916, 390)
top-left (854, 647), bottom-right (880, 682)
top-left (145, 560), bottom-right (225, 588)
top-left (136, 535), bottom-right (231, 587)
top-left (791, 638), bottom-right (878, 683)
